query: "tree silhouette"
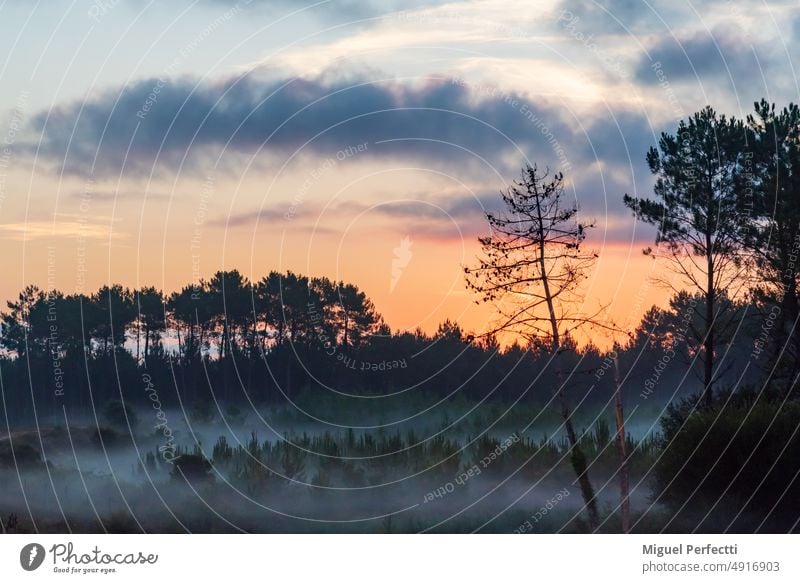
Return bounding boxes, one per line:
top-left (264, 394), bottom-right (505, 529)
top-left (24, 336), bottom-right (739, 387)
top-left (1, 285), bottom-right (45, 358)
top-left (334, 282), bottom-right (379, 349)
top-left (207, 270), bottom-right (251, 359)
top-left (255, 271), bottom-right (287, 349)
top-left (465, 164), bottom-right (601, 529)
top-left (92, 285), bottom-right (135, 355)
top-left (279, 271), bottom-right (314, 346)
top-left (624, 106), bottom-right (750, 408)
top-left (747, 100), bottom-right (800, 388)
top-left (169, 282), bottom-right (213, 361)
top-left (134, 287), bottom-right (166, 363)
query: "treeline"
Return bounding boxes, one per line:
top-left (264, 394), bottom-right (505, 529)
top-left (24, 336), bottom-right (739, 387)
top-left (2, 270), bottom-right (382, 362)
top-left (0, 268), bottom-right (765, 425)
top-left (0, 270), bottom-right (389, 422)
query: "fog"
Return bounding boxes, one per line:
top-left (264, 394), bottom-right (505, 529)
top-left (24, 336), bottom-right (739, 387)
top-left (0, 403), bottom-right (663, 533)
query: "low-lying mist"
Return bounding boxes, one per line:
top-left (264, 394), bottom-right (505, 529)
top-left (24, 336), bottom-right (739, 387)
top-left (0, 402), bottom-right (661, 533)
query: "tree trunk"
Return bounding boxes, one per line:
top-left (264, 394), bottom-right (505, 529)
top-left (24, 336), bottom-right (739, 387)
top-left (703, 235), bottom-right (715, 409)
top-left (613, 353), bottom-right (630, 533)
top-left (285, 358), bottom-right (292, 399)
top-left (220, 318), bottom-right (228, 359)
top-left (176, 325), bottom-right (183, 360)
top-left (557, 385), bottom-right (600, 530)
top-left (536, 196), bottom-right (599, 530)
top-left (781, 236), bottom-right (800, 393)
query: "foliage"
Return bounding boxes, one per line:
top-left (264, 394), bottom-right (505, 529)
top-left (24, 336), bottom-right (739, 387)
top-left (653, 392), bottom-right (800, 531)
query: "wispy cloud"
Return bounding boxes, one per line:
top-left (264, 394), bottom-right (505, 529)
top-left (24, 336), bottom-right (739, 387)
top-left (0, 221), bottom-right (124, 241)
top-left (66, 190), bottom-right (172, 204)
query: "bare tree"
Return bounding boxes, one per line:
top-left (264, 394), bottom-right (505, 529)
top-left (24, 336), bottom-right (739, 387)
top-left (465, 164), bottom-right (603, 529)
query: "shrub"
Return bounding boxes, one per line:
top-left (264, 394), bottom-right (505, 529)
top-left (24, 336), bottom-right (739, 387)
top-left (653, 395), bottom-right (800, 532)
top-left (102, 399), bottom-right (138, 430)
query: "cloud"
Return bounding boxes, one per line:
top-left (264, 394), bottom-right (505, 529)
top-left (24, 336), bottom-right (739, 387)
top-left (205, 188), bottom-right (503, 242)
top-left (203, 0), bottom-right (454, 20)
top-left (553, 0), bottom-right (664, 35)
top-left (23, 65), bottom-right (660, 249)
top-left (554, 0), bottom-right (772, 33)
top-left (209, 207), bottom-right (297, 227)
top-left (26, 69), bottom-right (653, 181)
top-left (634, 27), bottom-right (771, 88)
top-left (212, 182), bottom-right (648, 244)
top-left (66, 190), bottom-right (171, 203)
top-left (0, 221), bottom-right (123, 241)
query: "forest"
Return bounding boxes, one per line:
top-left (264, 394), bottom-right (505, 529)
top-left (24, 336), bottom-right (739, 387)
top-left (2, 99), bottom-right (800, 533)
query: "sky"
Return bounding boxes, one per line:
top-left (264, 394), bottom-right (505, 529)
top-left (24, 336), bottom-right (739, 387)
top-left (0, 0), bottom-right (798, 346)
